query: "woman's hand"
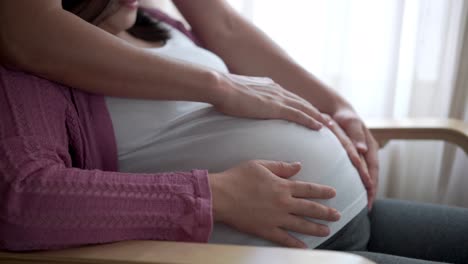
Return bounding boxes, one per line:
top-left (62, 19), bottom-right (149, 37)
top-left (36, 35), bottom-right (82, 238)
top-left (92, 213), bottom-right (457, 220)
top-left (209, 160), bottom-right (340, 248)
top-left (329, 108), bottom-right (380, 209)
top-left (212, 73), bottom-right (329, 131)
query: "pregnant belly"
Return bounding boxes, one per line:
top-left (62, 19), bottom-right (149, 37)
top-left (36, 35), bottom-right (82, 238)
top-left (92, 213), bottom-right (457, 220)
top-left (106, 99), bottom-right (367, 248)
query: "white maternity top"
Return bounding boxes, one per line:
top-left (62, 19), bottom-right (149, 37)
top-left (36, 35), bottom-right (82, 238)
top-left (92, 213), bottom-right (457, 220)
top-left (105, 22), bottom-right (367, 249)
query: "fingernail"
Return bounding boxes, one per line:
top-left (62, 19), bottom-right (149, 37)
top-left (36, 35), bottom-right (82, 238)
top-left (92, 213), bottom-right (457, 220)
top-left (332, 209), bottom-right (341, 220)
top-left (320, 226), bottom-right (330, 236)
top-left (298, 241), bottom-right (308, 249)
top-left (356, 142), bottom-right (368, 152)
top-left (291, 161), bottom-right (301, 166)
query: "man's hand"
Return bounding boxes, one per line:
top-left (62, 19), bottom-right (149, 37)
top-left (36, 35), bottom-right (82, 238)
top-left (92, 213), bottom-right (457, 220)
top-left (325, 108), bottom-right (380, 209)
top-left (213, 73), bottom-right (330, 130)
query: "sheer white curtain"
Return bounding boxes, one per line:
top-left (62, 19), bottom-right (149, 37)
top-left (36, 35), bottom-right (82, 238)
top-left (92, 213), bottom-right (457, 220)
top-left (226, 0), bottom-right (468, 206)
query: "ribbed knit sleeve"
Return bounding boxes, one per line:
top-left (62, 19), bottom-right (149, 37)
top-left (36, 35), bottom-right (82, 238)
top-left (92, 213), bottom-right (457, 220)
top-left (0, 68), bottom-right (212, 251)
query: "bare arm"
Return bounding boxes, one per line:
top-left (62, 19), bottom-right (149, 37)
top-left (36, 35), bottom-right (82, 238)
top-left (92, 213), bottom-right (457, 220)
top-left (0, 0), bottom-right (220, 102)
top-left (0, 0), bottom-right (336, 131)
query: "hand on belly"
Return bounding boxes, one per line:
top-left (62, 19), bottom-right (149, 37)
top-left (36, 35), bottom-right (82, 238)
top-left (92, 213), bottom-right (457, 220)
top-left (209, 159), bottom-right (341, 249)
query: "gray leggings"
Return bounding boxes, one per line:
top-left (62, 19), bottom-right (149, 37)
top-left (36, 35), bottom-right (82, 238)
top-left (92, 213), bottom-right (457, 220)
top-left (317, 199), bottom-right (468, 264)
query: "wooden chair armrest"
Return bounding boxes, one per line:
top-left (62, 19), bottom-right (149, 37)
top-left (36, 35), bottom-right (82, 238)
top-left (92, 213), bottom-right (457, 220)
top-left (0, 241), bottom-right (374, 264)
top-left (367, 118), bottom-right (468, 154)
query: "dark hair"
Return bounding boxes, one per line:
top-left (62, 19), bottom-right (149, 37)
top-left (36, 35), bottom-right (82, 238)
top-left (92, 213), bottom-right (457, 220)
top-left (62, 0), bottom-right (170, 43)
top-left (128, 10), bottom-right (170, 42)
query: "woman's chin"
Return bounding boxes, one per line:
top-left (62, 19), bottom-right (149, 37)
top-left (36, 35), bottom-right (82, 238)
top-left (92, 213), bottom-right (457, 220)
top-left (99, 12), bottom-right (137, 34)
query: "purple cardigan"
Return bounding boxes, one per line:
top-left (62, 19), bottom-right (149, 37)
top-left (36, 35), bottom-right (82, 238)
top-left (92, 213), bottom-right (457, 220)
top-left (0, 9), bottom-right (212, 251)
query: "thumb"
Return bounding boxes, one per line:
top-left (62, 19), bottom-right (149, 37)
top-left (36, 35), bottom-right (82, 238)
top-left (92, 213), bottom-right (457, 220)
top-left (257, 160), bottom-right (302, 179)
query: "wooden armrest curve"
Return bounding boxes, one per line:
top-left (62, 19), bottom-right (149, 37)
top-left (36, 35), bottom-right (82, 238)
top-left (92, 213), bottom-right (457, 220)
top-left (0, 241), bottom-right (374, 264)
top-left (367, 118), bottom-right (468, 154)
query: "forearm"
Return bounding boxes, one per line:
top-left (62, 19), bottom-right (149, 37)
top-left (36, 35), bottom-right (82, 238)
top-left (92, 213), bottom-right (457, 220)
top-left (0, 135), bottom-right (213, 251)
top-left (0, 165), bottom-right (212, 251)
top-left (174, 0), bottom-right (351, 114)
top-left (0, 1), bottom-right (220, 103)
